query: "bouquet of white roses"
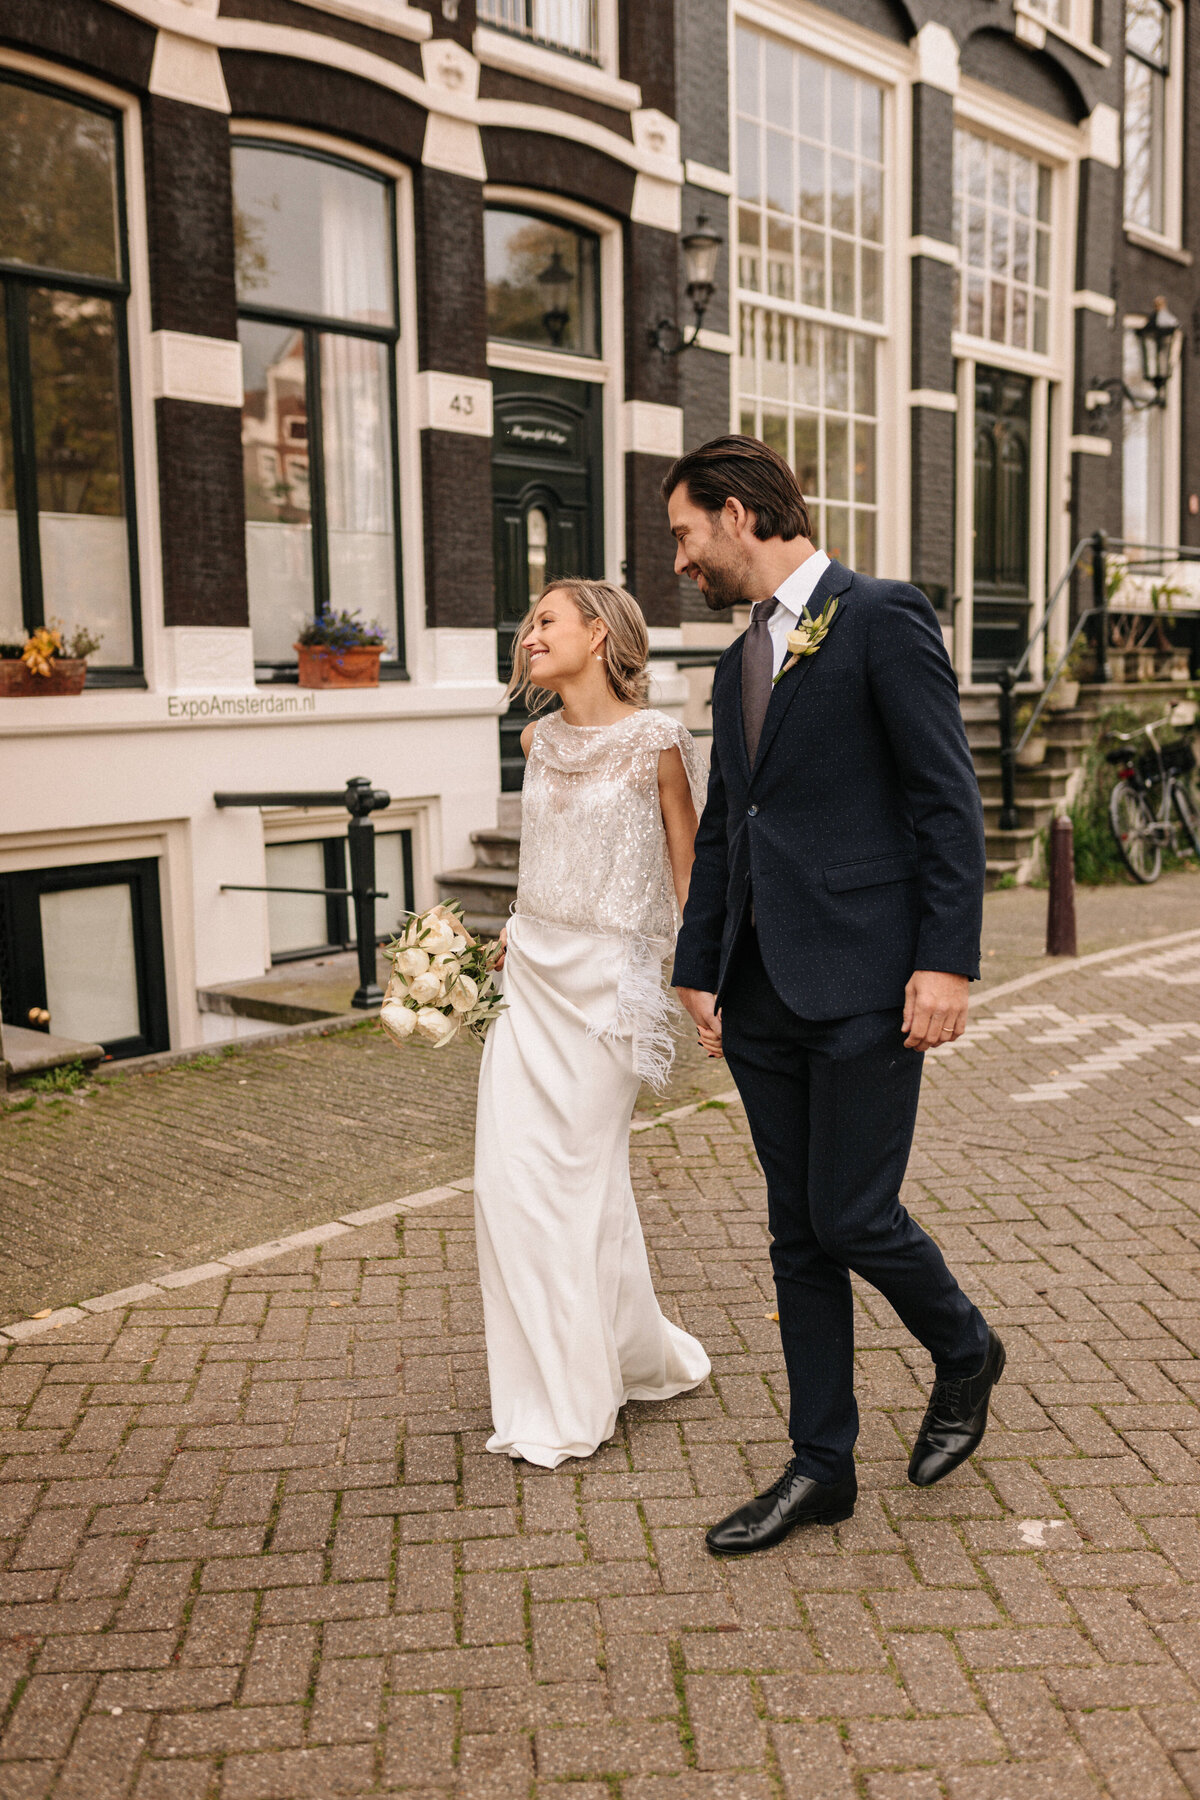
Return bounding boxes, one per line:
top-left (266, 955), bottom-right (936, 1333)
top-left (379, 900), bottom-right (505, 1050)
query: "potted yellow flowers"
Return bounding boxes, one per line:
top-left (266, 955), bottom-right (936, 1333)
top-left (0, 624), bottom-right (102, 696)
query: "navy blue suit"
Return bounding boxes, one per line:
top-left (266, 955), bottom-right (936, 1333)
top-left (674, 560), bottom-right (988, 1482)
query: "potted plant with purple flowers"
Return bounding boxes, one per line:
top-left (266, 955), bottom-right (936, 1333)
top-left (295, 611), bottom-right (388, 689)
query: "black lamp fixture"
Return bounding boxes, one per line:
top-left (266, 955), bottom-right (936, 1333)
top-left (649, 214), bottom-right (724, 358)
top-left (1086, 296), bottom-right (1181, 413)
top-left (538, 248), bottom-right (573, 348)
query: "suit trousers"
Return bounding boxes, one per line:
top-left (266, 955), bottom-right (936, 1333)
top-left (721, 928), bottom-right (988, 1484)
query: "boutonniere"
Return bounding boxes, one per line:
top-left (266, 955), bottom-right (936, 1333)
top-left (773, 595), bottom-right (839, 683)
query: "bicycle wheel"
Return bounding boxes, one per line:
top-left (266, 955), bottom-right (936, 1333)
top-left (1110, 781), bottom-right (1162, 882)
top-left (1172, 777), bottom-right (1200, 859)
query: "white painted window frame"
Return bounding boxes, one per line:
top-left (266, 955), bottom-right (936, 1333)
top-left (1014, 0), bottom-right (1111, 67)
top-left (1122, 0), bottom-right (1184, 251)
top-left (1121, 311), bottom-right (1182, 562)
top-left (729, 0), bottom-right (913, 583)
top-left (950, 83), bottom-right (1079, 689)
top-left (0, 47), bottom-right (164, 694)
top-left (226, 121), bottom-right (423, 692)
top-left (483, 185), bottom-right (626, 588)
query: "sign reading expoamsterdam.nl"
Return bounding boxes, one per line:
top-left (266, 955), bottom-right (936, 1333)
top-left (166, 692), bottom-right (319, 721)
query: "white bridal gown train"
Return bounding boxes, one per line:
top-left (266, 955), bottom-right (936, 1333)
top-left (473, 709), bottom-right (711, 1468)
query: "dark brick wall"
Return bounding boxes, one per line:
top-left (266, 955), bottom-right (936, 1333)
top-left (910, 407), bottom-right (956, 612)
top-left (157, 402), bottom-right (248, 629)
top-left (218, 0), bottom-right (423, 75)
top-left (619, 1), bottom-right (675, 118)
top-left (1076, 160), bottom-right (1119, 299)
top-left (220, 52), bottom-right (426, 166)
top-left (413, 168), bottom-right (487, 379)
top-left (911, 84), bottom-right (953, 244)
top-left (421, 432), bottom-right (493, 629)
top-left (795, 0), bottom-right (910, 43)
top-left (675, 0), bottom-right (728, 173)
top-left (142, 98), bottom-right (237, 340)
top-left (477, 67), bottom-right (633, 139)
top-left (410, 0), bottom-right (475, 50)
top-left (958, 29), bottom-right (1089, 123)
top-left (0, 0), bottom-right (154, 89)
top-left (625, 454), bottom-right (678, 626)
top-left (479, 128), bottom-right (635, 216)
top-left (678, 349), bottom-right (733, 623)
top-left (625, 223), bottom-right (682, 408)
top-left (911, 259), bottom-right (955, 393)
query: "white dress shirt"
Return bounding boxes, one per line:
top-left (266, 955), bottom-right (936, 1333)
top-left (751, 549), bottom-right (832, 676)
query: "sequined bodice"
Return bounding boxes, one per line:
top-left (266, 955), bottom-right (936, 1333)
top-left (516, 709), bottom-right (708, 942)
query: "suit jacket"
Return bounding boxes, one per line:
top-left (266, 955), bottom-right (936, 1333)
top-left (672, 560), bottom-right (986, 1019)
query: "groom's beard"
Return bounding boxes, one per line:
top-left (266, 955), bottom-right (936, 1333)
top-left (692, 532), bottom-right (752, 612)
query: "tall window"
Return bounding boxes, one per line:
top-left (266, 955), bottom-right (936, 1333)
top-left (735, 26), bottom-right (883, 570)
top-left (0, 74), bottom-right (138, 674)
top-left (953, 130), bottom-right (1052, 355)
top-left (1123, 326), bottom-right (1169, 549)
top-left (485, 208), bottom-right (600, 356)
top-left (233, 143), bottom-right (402, 673)
top-left (1124, 0), bottom-right (1172, 234)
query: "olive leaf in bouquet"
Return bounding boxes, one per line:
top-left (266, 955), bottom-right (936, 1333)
top-left (379, 900), bottom-right (506, 1049)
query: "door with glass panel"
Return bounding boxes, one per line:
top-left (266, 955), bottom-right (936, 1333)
top-left (0, 860), bottom-right (168, 1059)
top-left (972, 366), bottom-right (1033, 678)
top-left (263, 829), bottom-right (413, 962)
top-left (233, 143), bottom-right (403, 677)
top-left (0, 73), bottom-right (139, 676)
top-left (491, 371), bottom-right (602, 791)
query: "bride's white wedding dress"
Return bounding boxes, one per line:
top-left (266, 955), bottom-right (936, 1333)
top-left (473, 708), bottom-right (712, 1468)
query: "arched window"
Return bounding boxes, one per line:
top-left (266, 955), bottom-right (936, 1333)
top-left (233, 142), bottom-right (403, 673)
top-left (0, 73), bottom-right (138, 676)
top-left (485, 208), bottom-right (600, 358)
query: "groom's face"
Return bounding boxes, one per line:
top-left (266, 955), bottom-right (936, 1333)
top-left (668, 488), bottom-right (752, 613)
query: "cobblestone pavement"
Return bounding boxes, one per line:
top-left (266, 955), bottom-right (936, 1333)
top-left (2, 935), bottom-right (1200, 1797)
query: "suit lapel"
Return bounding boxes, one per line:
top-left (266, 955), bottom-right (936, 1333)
top-left (750, 560), bottom-right (854, 778)
top-left (727, 632), bottom-right (752, 785)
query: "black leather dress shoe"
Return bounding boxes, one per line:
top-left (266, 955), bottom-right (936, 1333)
top-left (705, 1462), bottom-right (857, 1556)
top-left (908, 1327), bottom-right (1006, 1489)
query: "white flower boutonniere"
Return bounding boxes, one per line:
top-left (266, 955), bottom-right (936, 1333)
top-left (773, 594), bottom-right (840, 683)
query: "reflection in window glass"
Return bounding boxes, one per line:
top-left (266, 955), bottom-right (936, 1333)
top-left (739, 309), bottom-right (877, 570)
top-left (1124, 0), bottom-right (1171, 233)
top-left (526, 506), bottom-right (548, 603)
top-left (1123, 326), bottom-right (1167, 550)
top-left (233, 143), bottom-right (401, 666)
top-left (41, 883), bottom-right (140, 1045)
top-left (233, 145), bottom-right (394, 326)
top-left (0, 80), bottom-right (120, 279)
top-left (736, 25), bottom-right (884, 324)
top-left (485, 209), bottom-right (600, 355)
top-left (953, 129), bottom-right (1053, 353)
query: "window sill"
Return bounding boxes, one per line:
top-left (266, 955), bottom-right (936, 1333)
top-left (84, 670), bottom-right (148, 691)
top-left (473, 24), bottom-right (641, 113)
top-left (1124, 223), bottom-right (1193, 265)
top-left (254, 665), bottom-right (411, 686)
top-left (1012, 1), bottom-right (1112, 66)
top-left (293, 0), bottom-right (431, 41)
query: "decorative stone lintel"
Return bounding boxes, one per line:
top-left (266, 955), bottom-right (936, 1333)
top-left (623, 400), bottom-right (684, 459)
top-left (148, 30), bottom-right (231, 112)
top-left (417, 371), bottom-right (493, 438)
top-left (152, 331), bottom-right (243, 408)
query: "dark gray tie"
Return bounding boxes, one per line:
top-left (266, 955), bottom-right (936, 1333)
top-left (742, 595), bottom-right (779, 766)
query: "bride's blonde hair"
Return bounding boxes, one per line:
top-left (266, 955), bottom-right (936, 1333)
top-left (506, 577), bottom-right (651, 714)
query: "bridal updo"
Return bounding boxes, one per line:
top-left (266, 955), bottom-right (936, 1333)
top-left (507, 577), bottom-right (651, 713)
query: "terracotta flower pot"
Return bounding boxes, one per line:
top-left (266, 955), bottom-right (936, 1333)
top-left (0, 657), bottom-right (87, 696)
top-left (295, 644), bottom-right (383, 689)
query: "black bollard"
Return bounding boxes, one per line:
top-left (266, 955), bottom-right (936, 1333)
top-left (1046, 815), bottom-right (1077, 957)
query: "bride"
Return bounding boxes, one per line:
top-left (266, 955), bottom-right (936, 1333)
top-left (473, 576), bottom-right (711, 1468)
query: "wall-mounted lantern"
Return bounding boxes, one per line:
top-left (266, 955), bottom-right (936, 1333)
top-left (538, 249), bottom-right (573, 348)
top-left (1086, 296), bottom-right (1181, 413)
top-left (649, 215), bottom-right (724, 358)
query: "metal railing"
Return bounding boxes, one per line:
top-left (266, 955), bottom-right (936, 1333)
top-left (214, 777), bottom-right (391, 1009)
top-left (477, 0), bottom-right (600, 62)
top-left (997, 532), bottom-right (1199, 831)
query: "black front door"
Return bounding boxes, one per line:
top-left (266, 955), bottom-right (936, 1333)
top-left (972, 365), bottom-right (1033, 680)
top-left (491, 370), bottom-right (602, 790)
top-left (0, 858), bottom-right (169, 1059)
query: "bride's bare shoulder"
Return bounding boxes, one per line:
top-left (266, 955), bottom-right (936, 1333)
top-left (520, 720), bottom-right (537, 757)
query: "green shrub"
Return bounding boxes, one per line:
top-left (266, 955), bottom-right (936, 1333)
top-left (1046, 699), bottom-right (1198, 884)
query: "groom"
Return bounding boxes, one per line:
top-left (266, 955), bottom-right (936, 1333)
top-left (665, 436), bottom-right (1002, 1554)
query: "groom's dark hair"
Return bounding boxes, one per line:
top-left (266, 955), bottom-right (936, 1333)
top-left (661, 435), bottom-right (812, 542)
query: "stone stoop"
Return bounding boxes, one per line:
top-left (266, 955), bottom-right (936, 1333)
top-left (436, 792), bottom-right (521, 938)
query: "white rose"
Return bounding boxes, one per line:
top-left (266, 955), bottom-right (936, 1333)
top-left (414, 1007), bottom-right (457, 1046)
top-left (394, 947), bottom-right (430, 980)
top-left (422, 918), bottom-right (459, 954)
top-left (447, 973), bottom-right (478, 1013)
top-left (408, 969), bottom-right (445, 1005)
top-left (380, 1000), bottom-right (417, 1043)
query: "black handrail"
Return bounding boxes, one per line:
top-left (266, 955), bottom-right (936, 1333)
top-left (997, 532), bottom-right (1199, 832)
top-left (214, 776), bottom-right (391, 1007)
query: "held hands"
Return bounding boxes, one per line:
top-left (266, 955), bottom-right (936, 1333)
top-left (903, 970), bottom-right (969, 1052)
top-left (676, 987), bottom-right (723, 1059)
top-left (493, 926), bottom-right (507, 972)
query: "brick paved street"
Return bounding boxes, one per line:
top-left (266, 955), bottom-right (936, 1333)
top-left (3, 930), bottom-right (1200, 1797)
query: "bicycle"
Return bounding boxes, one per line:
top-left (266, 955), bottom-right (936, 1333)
top-left (1106, 713), bottom-right (1200, 883)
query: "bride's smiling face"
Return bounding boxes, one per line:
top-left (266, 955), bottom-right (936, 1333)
top-left (521, 591), bottom-right (604, 691)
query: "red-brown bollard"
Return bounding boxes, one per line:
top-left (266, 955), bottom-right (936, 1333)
top-left (1046, 815), bottom-right (1078, 957)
